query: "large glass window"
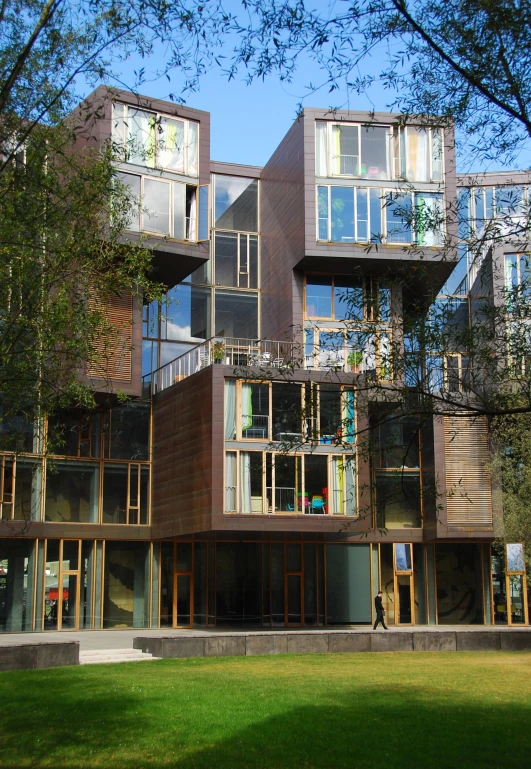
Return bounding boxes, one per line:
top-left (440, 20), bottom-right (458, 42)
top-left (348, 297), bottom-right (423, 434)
top-left (375, 472), bottom-right (421, 528)
top-left (119, 173), bottom-right (199, 241)
top-left (48, 410), bottom-right (101, 458)
top-left (305, 327), bottom-right (391, 378)
top-left (143, 178), bottom-right (170, 234)
top-left (306, 276), bottom-right (388, 321)
top-left (13, 458), bottom-right (42, 521)
top-left (107, 403), bottom-right (150, 461)
top-left (103, 542), bottom-right (150, 628)
top-left (274, 455), bottom-right (302, 512)
top-left (214, 290), bottom-right (258, 338)
top-left (102, 463), bottom-right (149, 525)
top-left (215, 232), bottom-right (258, 288)
top-left (214, 176), bottom-right (258, 232)
top-left (436, 544), bottom-right (484, 624)
top-left (240, 452), bottom-right (264, 513)
top-left (304, 455), bottom-right (328, 513)
top-left (331, 124), bottom-right (359, 176)
top-left (270, 383), bottom-right (301, 440)
top-left (162, 284), bottom-right (210, 342)
top-left (216, 543), bottom-right (262, 625)
top-left (331, 457), bottom-right (356, 515)
top-left (102, 463), bottom-right (127, 524)
top-left (495, 186), bottom-right (527, 237)
top-left (323, 123), bottom-right (391, 179)
top-left (360, 126), bottom-right (389, 179)
top-left (241, 383), bottom-right (269, 439)
top-left (331, 186), bottom-right (354, 242)
top-left (317, 186), bottom-right (443, 245)
top-left (113, 103), bottom-right (198, 176)
top-left (374, 416), bottom-right (420, 469)
top-left (306, 276), bottom-right (333, 317)
top-left (319, 385), bottom-right (342, 442)
top-left (317, 186), bottom-right (383, 243)
top-left (386, 192), bottom-right (412, 243)
top-left (326, 544), bottom-right (371, 623)
top-left (415, 193), bottom-right (444, 246)
top-left (45, 460), bottom-right (99, 523)
top-left (226, 449), bottom-right (357, 517)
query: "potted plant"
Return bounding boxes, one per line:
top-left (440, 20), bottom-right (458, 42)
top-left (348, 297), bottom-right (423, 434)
top-left (347, 350), bottom-right (363, 373)
top-left (212, 341), bottom-right (225, 364)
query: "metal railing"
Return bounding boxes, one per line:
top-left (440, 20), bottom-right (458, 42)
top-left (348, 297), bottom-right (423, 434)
top-left (143, 337), bottom-right (298, 396)
top-left (334, 154), bottom-right (359, 176)
top-left (242, 414), bottom-right (269, 439)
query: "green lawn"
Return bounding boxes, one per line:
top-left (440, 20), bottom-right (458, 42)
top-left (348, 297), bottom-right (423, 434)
top-left (0, 652), bottom-right (530, 768)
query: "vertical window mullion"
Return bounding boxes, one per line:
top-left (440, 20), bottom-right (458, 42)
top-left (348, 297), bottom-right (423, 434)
top-left (428, 129), bottom-right (433, 182)
top-left (271, 454), bottom-right (276, 514)
top-left (140, 177), bottom-right (144, 232)
top-left (354, 187), bottom-right (358, 242)
top-left (327, 186), bottom-right (331, 241)
top-left (184, 120), bottom-right (188, 176)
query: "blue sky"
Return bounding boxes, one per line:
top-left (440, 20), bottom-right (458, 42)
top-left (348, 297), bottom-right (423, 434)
top-left (104, 42), bottom-right (393, 168)
top-left (90, 2), bottom-right (530, 173)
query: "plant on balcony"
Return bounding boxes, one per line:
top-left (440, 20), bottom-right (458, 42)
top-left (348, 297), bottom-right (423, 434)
top-left (212, 341), bottom-right (226, 363)
top-left (347, 350), bottom-right (363, 373)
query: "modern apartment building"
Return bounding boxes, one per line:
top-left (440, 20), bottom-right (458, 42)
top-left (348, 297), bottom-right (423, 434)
top-left (0, 87), bottom-right (528, 633)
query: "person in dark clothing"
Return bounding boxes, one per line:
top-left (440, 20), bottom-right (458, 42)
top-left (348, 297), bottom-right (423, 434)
top-left (373, 590), bottom-right (388, 630)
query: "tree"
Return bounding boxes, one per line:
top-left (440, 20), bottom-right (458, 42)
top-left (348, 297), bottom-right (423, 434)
top-left (227, 0), bottom-right (531, 165)
top-left (0, 121), bottom-right (160, 452)
top-left (491, 413), bottom-right (531, 566)
top-left (0, 0), bottom-right (233, 444)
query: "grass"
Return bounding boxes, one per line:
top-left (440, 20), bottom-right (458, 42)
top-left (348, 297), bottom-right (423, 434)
top-left (0, 652), bottom-right (530, 768)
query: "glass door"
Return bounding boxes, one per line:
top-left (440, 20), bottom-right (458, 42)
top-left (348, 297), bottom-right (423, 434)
top-left (43, 540), bottom-right (81, 631)
top-left (174, 542), bottom-right (193, 628)
top-left (394, 543), bottom-right (414, 625)
top-left (285, 544), bottom-right (303, 626)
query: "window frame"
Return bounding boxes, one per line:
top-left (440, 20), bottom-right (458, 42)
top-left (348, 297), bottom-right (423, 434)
top-left (214, 230), bottom-right (259, 289)
top-left (223, 448), bottom-right (357, 517)
top-left (113, 102), bottom-right (199, 178)
top-left (316, 186), bottom-right (444, 245)
top-left (119, 172), bottom-right (199, 242)
top-left (316, 121), bottom-right (393, 180)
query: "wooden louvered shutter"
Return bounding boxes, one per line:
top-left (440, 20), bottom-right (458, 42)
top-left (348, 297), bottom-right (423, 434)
top-left (86, 291), bottom-right (133, 382)
top-left (443, 415), bottom-right (493, 526)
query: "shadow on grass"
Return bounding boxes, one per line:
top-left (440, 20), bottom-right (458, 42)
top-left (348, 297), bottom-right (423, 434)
top-left (0, 663), bottom-right (530, 769)
top-left (169, 694), bottom-right (531, 769)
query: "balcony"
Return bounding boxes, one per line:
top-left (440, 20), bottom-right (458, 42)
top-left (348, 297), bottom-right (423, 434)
top-left (143, 337), bottom-right (297, 396)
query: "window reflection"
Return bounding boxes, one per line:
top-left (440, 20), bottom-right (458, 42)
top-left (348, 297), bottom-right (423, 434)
top-left (214, 176), bottom-right (258, 232)
top-left (45, 461), bottom-right (99, 523)
top-left (214, 290), bottom-right (258, 338)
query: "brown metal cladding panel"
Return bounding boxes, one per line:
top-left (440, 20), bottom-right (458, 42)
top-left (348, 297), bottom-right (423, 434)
top-left (260, 118), bottom-right (306, 341)
top-left (151, 366), bottom-right (217, 538)
top-left (4, 522), bottom-right (152, 541)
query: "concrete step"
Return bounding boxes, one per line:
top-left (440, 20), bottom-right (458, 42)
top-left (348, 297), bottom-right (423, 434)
top-left (79, 648), bottom-right (157, 665)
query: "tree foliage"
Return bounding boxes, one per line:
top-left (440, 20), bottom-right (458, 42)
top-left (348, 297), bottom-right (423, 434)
top-left (226, 0), bottom-right (531, 164)
top-left (0, 0), bottom-right (234, 446)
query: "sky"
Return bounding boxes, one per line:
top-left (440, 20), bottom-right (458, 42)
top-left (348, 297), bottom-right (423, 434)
top-left (86, 1), bottom-right (531, 173)
top-left (101, 45), bottom-right (394, 169)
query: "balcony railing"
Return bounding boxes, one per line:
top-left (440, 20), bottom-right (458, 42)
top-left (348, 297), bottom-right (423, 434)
top-left (333, 154), bottom-right (359, 176)
top-left (143, 337), bottom-right (298, 396)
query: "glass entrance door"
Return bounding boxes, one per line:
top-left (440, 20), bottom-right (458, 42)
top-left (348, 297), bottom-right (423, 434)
top-left (285, 544), bottom-right (303, 626)
top-left (43, 540), bottom-right (82, 631)
top-left (174, 573), bottom-right (193, 627)
top-left (394, 544), bottom-right (414, 625)
top-left (173, 542), bottom-right (193, 627)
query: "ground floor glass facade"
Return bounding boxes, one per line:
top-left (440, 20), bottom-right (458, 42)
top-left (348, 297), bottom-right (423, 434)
top-left (0, 537), bottom-right (528, 631)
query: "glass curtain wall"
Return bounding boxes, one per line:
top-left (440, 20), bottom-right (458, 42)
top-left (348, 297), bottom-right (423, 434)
top-left (141, 173), bottom-right (260, 379)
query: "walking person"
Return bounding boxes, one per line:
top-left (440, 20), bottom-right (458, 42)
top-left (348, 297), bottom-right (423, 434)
top-left (373, 590), bottom-right (388, 630)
